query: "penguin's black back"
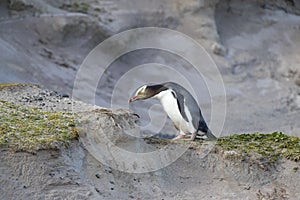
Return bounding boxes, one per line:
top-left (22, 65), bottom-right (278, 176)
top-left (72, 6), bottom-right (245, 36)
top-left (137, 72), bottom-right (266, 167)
top-left (161, 82), bottom-right (209, 133)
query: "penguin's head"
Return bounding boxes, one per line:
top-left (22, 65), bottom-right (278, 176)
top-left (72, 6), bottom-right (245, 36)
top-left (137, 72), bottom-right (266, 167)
top-left (129, 85), bottom-right (149, 102)
top-left (129, 83), bottom-right (168, 103)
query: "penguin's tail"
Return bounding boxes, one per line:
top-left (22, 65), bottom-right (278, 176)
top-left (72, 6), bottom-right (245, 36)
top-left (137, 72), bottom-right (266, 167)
top-left (205, 129), bottom-right (217, 140)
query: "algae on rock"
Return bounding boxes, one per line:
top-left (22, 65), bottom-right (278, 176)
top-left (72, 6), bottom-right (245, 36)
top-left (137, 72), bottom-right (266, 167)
top-left (217, 132), bottom-right (300, 163)
top-left (0, 100), bottom-right (78, 152)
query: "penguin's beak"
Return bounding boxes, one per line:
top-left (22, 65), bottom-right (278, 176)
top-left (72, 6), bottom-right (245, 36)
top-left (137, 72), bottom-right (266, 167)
top-left (129, 95), bottom-right (139, 103)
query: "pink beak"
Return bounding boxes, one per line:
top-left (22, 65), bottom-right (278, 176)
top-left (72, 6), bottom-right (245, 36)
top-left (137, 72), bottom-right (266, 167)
top-left (129, 96), bottom-right (138, 103)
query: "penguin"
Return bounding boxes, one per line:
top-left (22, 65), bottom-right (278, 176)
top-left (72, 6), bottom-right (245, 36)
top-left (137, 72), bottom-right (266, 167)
top-left (129, 82), bottom-right (217, 140)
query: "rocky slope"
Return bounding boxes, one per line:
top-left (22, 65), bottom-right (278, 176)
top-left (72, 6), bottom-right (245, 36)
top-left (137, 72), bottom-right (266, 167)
top-left (0, 84), bottom-right (300, 200)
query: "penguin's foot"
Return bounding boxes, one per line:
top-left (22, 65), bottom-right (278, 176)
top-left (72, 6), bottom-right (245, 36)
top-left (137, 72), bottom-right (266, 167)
top-left (172, 134), bottom-right (185, 141)
top-left (180, 133), bottom-right (197, 141)
top-left (189, 133), bottom-right (196, 141)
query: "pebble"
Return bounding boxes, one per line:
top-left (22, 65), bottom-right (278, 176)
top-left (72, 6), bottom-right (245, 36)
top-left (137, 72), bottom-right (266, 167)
top-left (293, 167), bottom-right (298, 172)
top-left (49, 91), bottom-right (56, 96)
top-left (95, 187), bottom-right (100, 193)
top-left (211, 42), bottom-right (227, 56)
top-left (105, 167), bottom-right (112, 173)
top-left (62, 94), bottom-right (69, 98)
top-left (49, 172), bottom-right (55, 177)
top-left (95, 173), bottom-right (101, 178)
top-left (36, 96), bottom-right (43, 101)
top-left (295, 73), bottom-right (300, 86)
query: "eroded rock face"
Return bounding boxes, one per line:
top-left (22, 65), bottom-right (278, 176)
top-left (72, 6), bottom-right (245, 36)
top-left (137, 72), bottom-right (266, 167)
top-left (0, 143), bottom-right (297, 200)
top-left (0, 0), bottom-right (221, 93)
top-left (1, 85), bottom-right (300, 200)
top-left (214, 0), bottom-right (300, 136)
top-left (0, 144), bottom-right (93, 200)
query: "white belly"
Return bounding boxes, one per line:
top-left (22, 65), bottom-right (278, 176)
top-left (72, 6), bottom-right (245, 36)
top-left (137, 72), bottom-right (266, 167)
top-left (153, 90), bottom-right (196, 134)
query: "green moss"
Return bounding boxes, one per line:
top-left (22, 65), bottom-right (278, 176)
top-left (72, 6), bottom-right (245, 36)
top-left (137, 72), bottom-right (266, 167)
top-left (217, 132), bottom-right (300, 163)
top-left (144, 136), bottom-right (171, 145)
top-left (94, 7), bottom-right (102, 12)
top-left (79, 3), bottom-right (90, 13)
top-left (73, 2), bottom-right (79, 8)
top-left (71, 2), bottom-right (89, 14)
top-left (0, 83), bottom-right (38, 91)
top-left (59, 2), bottom-right (90, 14)
top-left (0, 100), bottom-right (78, 152)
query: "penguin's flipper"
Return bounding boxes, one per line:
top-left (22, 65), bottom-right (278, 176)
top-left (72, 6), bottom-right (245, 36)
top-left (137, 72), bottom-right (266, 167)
top-left (171, 90), bottom-right (189, 122)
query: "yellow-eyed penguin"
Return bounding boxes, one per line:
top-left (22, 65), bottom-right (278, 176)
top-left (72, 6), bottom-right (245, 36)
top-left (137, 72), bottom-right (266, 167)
top-left (129, 82), bottom-right (217, 140)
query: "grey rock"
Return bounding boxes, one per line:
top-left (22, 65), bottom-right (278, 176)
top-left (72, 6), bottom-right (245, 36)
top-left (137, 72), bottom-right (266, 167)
top-left (95, 173), bottom-right (101, 179)
top-left (295, 72), bottom-right (300, 87)
top-left (212, 42), bottom-right (227, 56)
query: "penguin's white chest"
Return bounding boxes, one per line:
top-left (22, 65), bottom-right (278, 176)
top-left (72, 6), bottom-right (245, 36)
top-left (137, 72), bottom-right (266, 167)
top-left (153, 90), bottom-right (196, 134)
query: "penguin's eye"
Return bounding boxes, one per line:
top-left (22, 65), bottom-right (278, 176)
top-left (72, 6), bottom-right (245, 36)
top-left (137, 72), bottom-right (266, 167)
top-left (136, 86), bottom-right (147, 96)
top-left (137, 90), bottom-right (143, 95)
top-left (136, 89), bottom-right (144, 96)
